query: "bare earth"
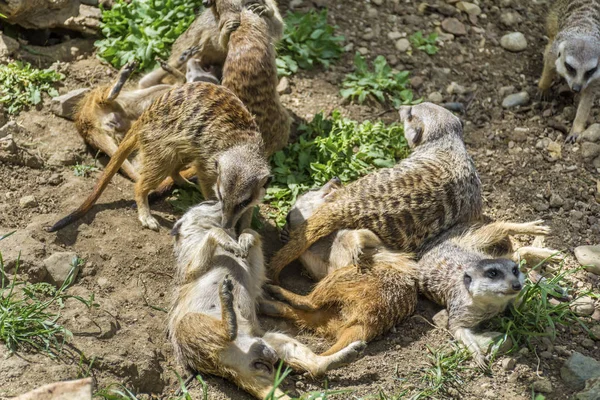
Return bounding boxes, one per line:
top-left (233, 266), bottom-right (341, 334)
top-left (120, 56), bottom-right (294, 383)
top-left (1, 0), bottom-right (600, 399)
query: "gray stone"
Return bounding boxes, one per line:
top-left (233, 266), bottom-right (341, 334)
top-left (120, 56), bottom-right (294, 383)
top-left (582, 124), bottom-right (600, 143)
top-left (581, 338), bottom-right (595, 349)
top-left (590, 325), bottom-right (600, 340)
top-left (446, 81), bottom-right (467, 95)
top-left (0, 121), bottom-right (21, 139)
top-left (0, 229), bottom-right (46, 271)
top-left (594, 156), bottom-right (600, 170)
top-left (533, 379), bottom-right (553, 394)
top-left (500, 11), bottom-right (522, 27)
top-left (19, 195), bottom-right (37, 208)
top-left (561, 352), bottom-right (600, 391)
top-left (395, 38), bottom-right (411, 52)
top-left (428, 91), bottom-right (443, 103)
top-left (499, 85), bottom-right (516, 98)
top-left (502, 91), bottom-right (530, 108)
top-left (372, 0), bottom-right (383, 5)
top-left (500, 32), bottom-right (528, 52)
top-left (581, 142), bottom-right (600, 159)
top-left (571, 296), bottom-right (596, 316)
top-left (47, 150), bottom-right (80, 166)
top-left (0, 33), bottom-right (19, 60)
top-left (276, 77), bottom-right (290, 94)
top-left (501, 357), bottom-right (516, 370)
top-left (50, 88), bottom-right (90, 120)
top-left (550, 194), bottom-right (565, 208)
top-left (44, 252), bottom-right (80, 287)
top-left (432, 309), bottom-right (449, 328)
top-left (512, 127), bottom-right (528, 142)
top-left (577, 378), bottom-right (600, 400)
top-left (456, 1), bottom-right (481, 16)
top-left (0, 135), bottom-right (44, 169)
top-left (441, 18), bottom-right (467, 36)
top-left (358, 47), bottom-right (369, 55)
top-left (540, 351), bottom-right (553, 359)
top-left (574, 246), bottom-right (600, 275)
top-left (387, 31), bottom-right (402, 41)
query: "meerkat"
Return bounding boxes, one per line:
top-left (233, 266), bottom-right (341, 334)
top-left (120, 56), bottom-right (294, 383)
top-left (169, 201), bottom-right (366, 399)
top-left (260, 178), bottom-right (418, 356)
top-left (418, 219), bottom-right (556, 369)
top-left (268, 103), bottom-right (483, 283)
top-left (47, 82), bottom-right (270, 232)
top-left (539, 0), bottom-right (600, 142)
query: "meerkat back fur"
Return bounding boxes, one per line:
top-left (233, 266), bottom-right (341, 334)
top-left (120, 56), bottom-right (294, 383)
top-left (418, 219), bottom-right (554, 368)
top-left (169, 202), bottom-right (366, 399)
top-left (48, 82), bottom-right (270, 232)
top-left (539, 0), bottom-right (600, 141)
top-left (268, 102), bottom-right (483, 282)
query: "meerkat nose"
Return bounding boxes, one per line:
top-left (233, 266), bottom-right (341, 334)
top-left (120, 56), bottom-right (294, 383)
top-left (572, 84), bottom-right (582, 93)
top-left (512, 282), bottom-right (522, 291)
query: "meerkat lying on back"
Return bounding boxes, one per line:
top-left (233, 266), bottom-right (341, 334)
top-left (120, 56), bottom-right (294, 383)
top-left (268, 103), bottom-right (483, 283)
top-left (261, 177), bottom-right (418, 356)
top-left (169, 202), bottom-right (366, 399)
top-left (539, 0), bottom-right (600, 142)
top-left (48, 82), bottom-right (270, 232)
top-left (418, 219), bottom-right (555, 369)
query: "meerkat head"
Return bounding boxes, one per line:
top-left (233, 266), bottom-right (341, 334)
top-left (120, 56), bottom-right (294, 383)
top-left (463, 258), bottom-right (524, 306)
top-left (186, 59), bottom-right (220, 85)
top-left (75, 88), bottom-right (130, 136)
top-left (214, 145), bottom-right (271, 229)
top-left (284, 176), bottom-right (342, 231)
top-left (398, 102), bottom-right (464, 148)
top-left (556, 37), bottom-right (600, 92)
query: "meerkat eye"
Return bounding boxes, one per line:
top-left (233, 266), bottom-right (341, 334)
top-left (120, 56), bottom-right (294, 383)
top-left (565, 62), bottom-right (576, 75)
top-left (236, 197), bottom-right (252, 212)
top-left (487, 269), bottom-right (498, 279)
top-left (585, 66), bottom-right (598, 79)
top-left (512, 266), bottom-right (519, 276)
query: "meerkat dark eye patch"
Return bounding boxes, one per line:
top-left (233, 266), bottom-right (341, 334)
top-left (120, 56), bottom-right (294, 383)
top-left (236, 198), bottom-right (252, 212)
top-left (486, 269), bottom-right (500, 279)
top-left (565, 62), bottom-right (576, 75)
top-left (585, 66), bottom-right (598, 80)
top-left (512, 265), bottom-right (519, 276)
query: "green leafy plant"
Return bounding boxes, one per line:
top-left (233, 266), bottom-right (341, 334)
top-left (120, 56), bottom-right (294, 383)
top-left (409, 31), bottom-right (439, 55)
top-left (276, 9), bottom-right (345, 76)
top-left (266, 111), bottom-right (410, 226)
top-left (340, 53), bottom-right (420, 107)
top-left (73, 162), bottom-right (99, 177)
top-left (95, 0), bottom-right (204, 71)
top-left (0, 241), bottom-right (96, 357)
top-left (0, 62), bottom-right (64, 115)
top-left (168, 187), bottom-right (204, 213)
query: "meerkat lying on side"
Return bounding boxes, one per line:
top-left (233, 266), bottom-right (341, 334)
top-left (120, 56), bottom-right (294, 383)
top-left (418, 219), bottom-right (555, 369)
top-left (268, 103), bottom-right (483, 283)
top-left (169, 202), bottom-right (366, 399)
top-left (260, 178), bottom-right (418, 356)
top-left (539, 0), bottom-right (600, 142)
top-left (48, 82), bottom-right (270, 232)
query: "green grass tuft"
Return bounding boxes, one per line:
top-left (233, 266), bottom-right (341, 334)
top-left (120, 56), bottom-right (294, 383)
top-left (95, 0), bottom-right (204, 71)
top-left (413, 343), bottom-right (472, 399)
top-left (276, 9), bottom-right (345, 76)
top-left (340, 53), bottom-right (420, 107)
top-left (266, 111), bottom-right (410, 227)
top-left (73, 162), bottom-right (99, 177)
top-left (409, 31), bottom-right (439, 55)
top-left (0, 61), bottom-right (64, 115)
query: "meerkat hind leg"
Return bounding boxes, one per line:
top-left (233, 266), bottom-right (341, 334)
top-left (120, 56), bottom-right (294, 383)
top-left (512, 246), bottom-right (564, 266)
top-left (264, 284), bottom-right (320, 311)
top-left (538, 44), bottom-right (556, 95)
top-left (453, 220), bottom-right (550, 253)
top-left (320, 325), bottom-right (369, 357)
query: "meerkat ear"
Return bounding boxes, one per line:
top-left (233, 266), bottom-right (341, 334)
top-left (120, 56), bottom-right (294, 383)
top-left (263, 175), bottom-right (273, 188)
top-left (171, 220), bottom-right (183, 237)
top-left (405, 125), bottom-right (423, 147)
top-left (463, 273), bottom-right (472, 289)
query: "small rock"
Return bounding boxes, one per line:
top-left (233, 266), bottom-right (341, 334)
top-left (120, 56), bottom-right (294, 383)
top-left (432, 309), bottom-right (449, 328)
top-left (410, 76), bottom-right (424, 89)
top-left (358, 47), bottom-right (369, 55)
top-left (97, 277), bottom-right (110, 288)
top-left (442, 102), bottom-right (465, 113)
top-left (534, 202), bottom-right (550, 212)
top-left (533, 379), bottom-right (553, 394)
top-left (501, 357), bottom-right (516, 370)
top-left (0, 33), bottom-right (19, 60)
top-left (571, 296), bottom-right (596, 317)
top-left (577, 377), bottom-right (600, 400)
top-left (0, 121), bottom-right (21, 138)
top-left (446, 81), bottom-right (467, 95)
top-left (388, 31), bottom-right (402, 41)
top-left (582, 124), bottom-right (600, 143)
top-left (441, 18), bottom-right (467, 36)
top-left (500, 32), bottom-right (528, 52)
top-left (581, 142), bottom-right (600, 159)
top-left (561, 352), bottom-right (600, 390)
top-left (276, 77), bottom-right (290, 94)
top-left (589, 325), bottom-right (600, 340)
top-left (574, 246), bottom-right (600, 275)
top-left (48, 150), bottom-right (80, 166)
top-left (502, 91), bottom-right (530, 108)
top-left (289, 0), bottom-right (304, 8)
top-left (44, 252), bottom-right (80, 287)
top-left (513, 127), bottom-right (529, 142)
top-left (499, 85), bottom-right (516, 98)
top-left (395, 38), bottom-right (411, 52)
top-left (50, 88), bottom-right (90, 120)
top-left (19, 195), bottom-right (37, 208)
top-left (456, 1), bottom-right (481, 16)
top-left (540, 351), bottom-right (553, 359)
top-left (428, 91), bottom-right (443, 103)
top-left (48, 173), bottom-right (63, 186)
top-left (550, 194), bottom-right (565, 208)
top-left (367, 7), bottom-right (378, 18)
top-left (571, 210), bottom-right (584, 220)
top-left (581, 338), bottom-right (595, 349)
top-left (500, 12), bottom-right (523, 27)
top-left (372, 0), bottom-right (383, 5)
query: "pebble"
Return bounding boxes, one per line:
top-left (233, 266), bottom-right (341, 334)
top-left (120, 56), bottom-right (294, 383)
top-left (550, 194), bottom-right (565, 208)
top-left (0, 121), bottom-right (20, 139)
top-left (44, 252), bottom-right (80, 287)
top-left (446, 81), bottom-right (467, 95)
top-left (410, 76), bottom-right (424, 89)
top-left (499, 85), bottom-right (516, 98)
top-left (372, 0), bottom-right (383, 5)
top-left (441, 18), bottom-right (467, 36)
top-left (432, 310), bottom-right (449, 328)
top-left (500, 11), bottom-right (523, 27)
top-left (19, 195), bottom-right (37, 208)
top-left (428, 91), bottom-right (444, 103)
top-left (561, 352), bottom-right (600, 391)
top-left (387, 31), bottom-right (402, 41)
top-left (500, 32), bottom-right (528, 52)
top-left (358, 47), bottom-right (369, 55)
top-left (442, 102), bottom-right (465, 113)
top-left (502, 91), bottom-right (530, 108)
top-left (456, 1), bottom-right (481, 16)
top-left (540, 351), bottom-right (553, 359)
top-left (276, 77), bottom-right (290, 94)
top-left (51, 88), bottom-right (90, 120)
top-left (582, 124), bottom-right (600, 142)
top-left (48, 173), bottom-right (63, 186)
top-left (590, 325), bottom-right (600, 340)
top-left (581, 142), bottom-right (600, 159)
top-left (574, 246), bottom-right (600, 275)
top-left (512, 127), bottom-right (528, 142)
top-left (571, 296), bottom-right (596, 317)
top-left (533, 379), bottom-right (553, 394)
top-left (367, 7), bottom-right (378, 18)
top-left (97, 277), bottom-right (110, 288)
top-left (501, 357), bottom-right (516, 370)
top-left (395, 38), bottom-right (410, 52)
top-left (582, 338), bottom-right (595, 349)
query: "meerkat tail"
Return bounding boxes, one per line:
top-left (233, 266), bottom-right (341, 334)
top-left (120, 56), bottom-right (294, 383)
top-left (269, 204), bottom-right (343, 280)
top-left (47, 132), bottom-right (138, 232)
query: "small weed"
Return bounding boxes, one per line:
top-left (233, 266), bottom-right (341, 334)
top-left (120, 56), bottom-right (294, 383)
top-left (95, 0), bottom-right (204, 70)
top-left (0, 61), bottom-right (64, 115)
top-left (168, 187), bottom-right (204, 213)
top-left (0, 243), bottom-right (96, 357)
top-left (266, 111), bottom-right (409, 226)
top-left (413, 343), bottom-right (472, 399)
top-left (340, 53), bottom-right (420, 107)
top-left (94, 384), bottom-right (139, 400)
top-left (277, 9), bottom-right (345, 76)
top-left (73, 162), bottom-right (99, 177)
top-left (409, 31), bottom-right (439, 55)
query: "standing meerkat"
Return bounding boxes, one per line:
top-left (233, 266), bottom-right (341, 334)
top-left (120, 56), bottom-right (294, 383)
top-left (268, 103), bottom-right (483, 283)
top-left (48, 82), bottom-right (270, 232)
top-left (539, 0), bottom-right (600, 142)
top-left (418, 219), bottom-right (556, 369)
top-left (169, 201), bottom-right (366, 399)
top-left (260, 178), bottom-right (418, 356)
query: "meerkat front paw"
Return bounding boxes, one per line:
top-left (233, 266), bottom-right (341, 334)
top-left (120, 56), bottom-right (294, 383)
top-left (523, 220), bottom-right (551, 236)
top-left (247, 2), bottom-right (273, 17)
top-left (565, 129), bottom-right (582, 144)
top-left (219, 19), bottom-right (240, 48)
top-left (474, 353), bottom-right (490, 372)
top-left (325, 341), bottom-right (367, 371)
top-left (179, 45), bottom-right (201, 64)
top-left (139, 215), bottom-right (160, 231)
top-left (237, 232), bottom-right (256, 258)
